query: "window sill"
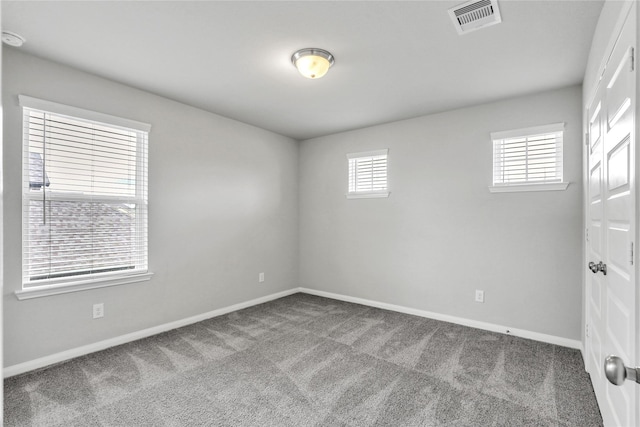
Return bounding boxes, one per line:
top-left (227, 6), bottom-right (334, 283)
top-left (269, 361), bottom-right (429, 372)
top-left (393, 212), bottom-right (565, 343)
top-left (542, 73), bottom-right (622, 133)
top-left (346, 191), bottom-right (390, 199)
top-left (15, 272), bottom-right (153, 300)
top-left (488, 182), bottom-right (570, 193)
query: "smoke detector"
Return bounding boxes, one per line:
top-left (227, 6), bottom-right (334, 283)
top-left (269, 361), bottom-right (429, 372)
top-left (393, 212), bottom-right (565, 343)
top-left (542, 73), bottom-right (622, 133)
top-left (2, 31), bottom-right (26, 47)
top-left (449, 0), bottom-right (502, 35)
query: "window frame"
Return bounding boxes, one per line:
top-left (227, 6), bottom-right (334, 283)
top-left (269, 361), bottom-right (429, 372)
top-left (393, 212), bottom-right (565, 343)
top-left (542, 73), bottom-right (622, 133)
top-left (489, 122), bottom-right (569, 193)
top-left (346, 149), bottom-right (390, 199)
top-left (17, 95), bottom-right (152, 300)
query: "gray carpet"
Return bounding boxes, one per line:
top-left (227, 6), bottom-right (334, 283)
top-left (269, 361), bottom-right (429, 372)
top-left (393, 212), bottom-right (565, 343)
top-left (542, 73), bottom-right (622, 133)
top-left (5, 293), bottom-right (602, 426)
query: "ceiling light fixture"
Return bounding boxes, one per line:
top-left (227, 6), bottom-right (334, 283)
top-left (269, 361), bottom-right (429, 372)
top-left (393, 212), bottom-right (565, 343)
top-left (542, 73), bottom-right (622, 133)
top-left (291, 48), bottom-right (335, 79)
top-left (2, 31), bottom-right (26, 47)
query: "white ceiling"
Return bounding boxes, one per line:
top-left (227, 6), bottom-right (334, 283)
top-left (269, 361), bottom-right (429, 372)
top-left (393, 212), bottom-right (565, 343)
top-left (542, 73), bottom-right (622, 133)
top-left (2, 1), bottom-right (603, 140)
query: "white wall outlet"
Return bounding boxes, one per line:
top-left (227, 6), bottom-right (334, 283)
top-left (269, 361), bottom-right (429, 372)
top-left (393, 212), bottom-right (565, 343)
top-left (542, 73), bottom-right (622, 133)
top-left (475, 290), bottom-right (484, 303)
top-left (93, 303), bottom-right (104, 319)
top-left (259, 272), bottom-right (265, 283)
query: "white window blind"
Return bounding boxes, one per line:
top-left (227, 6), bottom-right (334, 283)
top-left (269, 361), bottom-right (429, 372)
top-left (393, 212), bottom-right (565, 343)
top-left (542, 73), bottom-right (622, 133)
top-left (20, 96), bottom-right (150, 289)
top-left (347, 149), bottom-right (389, 198)
top-left (492, 123), bottom-right (564, 187)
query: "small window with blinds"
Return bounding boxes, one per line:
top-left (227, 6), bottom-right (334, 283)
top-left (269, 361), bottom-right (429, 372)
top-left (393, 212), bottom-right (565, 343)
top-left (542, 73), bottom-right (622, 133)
top-left (490, 123), bottom-right (569, 193)
top-left (19, 95), bottom-right (151, 296)
top-left (347, 149), bottom-right (390, 199)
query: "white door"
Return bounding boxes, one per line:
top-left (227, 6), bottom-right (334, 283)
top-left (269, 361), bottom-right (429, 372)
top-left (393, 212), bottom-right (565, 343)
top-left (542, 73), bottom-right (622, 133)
top-left (586, 5), bottom-right (637, 427)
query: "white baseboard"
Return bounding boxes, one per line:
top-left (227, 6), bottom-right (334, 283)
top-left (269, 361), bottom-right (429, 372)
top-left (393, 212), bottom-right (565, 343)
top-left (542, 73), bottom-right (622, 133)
top-left (298, 288), bottom-right (583, 350)
top-left (5, 286), bottom-right (583, 378)
top-left (3, 288), bottom-right (299, 378)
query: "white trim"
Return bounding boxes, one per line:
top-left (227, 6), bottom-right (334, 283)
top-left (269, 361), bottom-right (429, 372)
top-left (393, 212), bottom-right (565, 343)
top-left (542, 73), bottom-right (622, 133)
top-left (490, 122), bottom-right (564, 140)
top-left (18, 95), bottom-right (151, 133)
top-left (346, 149), bottom-right (388, 159)
top-left (15, 272), bottom-right (154, 300)
top-left (298, 288), bottom-right (582, 350)
top-left (489, 182), bottom-right (570, 193)
top-left (346, 191), bottom-right (390, 199)
top-left (4, 287), bottom-right (583, 377)
top-left (4, 288), bottom-right (299, 377)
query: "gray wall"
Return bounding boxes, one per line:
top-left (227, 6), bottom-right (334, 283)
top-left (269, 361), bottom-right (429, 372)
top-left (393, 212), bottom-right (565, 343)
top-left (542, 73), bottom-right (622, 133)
top-left (3, 46), bottom-right (586, 367)
top-left (3, 49), bottom-right (299, 367)
top-left (299, 85), bottom-right (584, 340)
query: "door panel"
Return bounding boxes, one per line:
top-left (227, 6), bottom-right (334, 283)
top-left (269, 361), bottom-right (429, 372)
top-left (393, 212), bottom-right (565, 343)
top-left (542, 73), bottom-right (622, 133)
top-left (607, 222), bottom-right (630, 276)
top-left (606, 48), bottom-right (632, 130)
top-left (591, 274), bottom-right (602, 317)
top-left (590, 162), bottom-right (602, 199)
top-left (607, 139), bottom-right (630, 192)
top-left (590, 316), bottom-right (603, 380)
top-left (590, 102), bottom-right (602, 153)
top-left (605, 291), bottom-right (630, 356)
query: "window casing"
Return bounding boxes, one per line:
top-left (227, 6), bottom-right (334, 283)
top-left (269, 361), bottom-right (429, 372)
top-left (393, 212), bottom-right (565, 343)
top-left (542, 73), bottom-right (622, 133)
top-left (20, 95), bottom-right (151, 297)
top-left (490, 123), bottom-right (568, 192)
top-left (347, 149), bottom-right (389, 198)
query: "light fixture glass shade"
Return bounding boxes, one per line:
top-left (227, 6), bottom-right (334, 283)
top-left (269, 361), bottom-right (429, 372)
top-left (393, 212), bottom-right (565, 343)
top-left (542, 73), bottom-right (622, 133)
top-left (2, 31), bottom-right (26, 47)
top-left (291, 48), bottom-right (334, 79)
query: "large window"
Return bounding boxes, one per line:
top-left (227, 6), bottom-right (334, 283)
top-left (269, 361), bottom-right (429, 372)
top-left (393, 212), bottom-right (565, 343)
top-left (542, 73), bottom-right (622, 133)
top-left (490, 123), bottom-right (568, 192)
top-left (347, 149), bottom-right (389, 198)
top-left (20, 96), bottom-right (151, 298)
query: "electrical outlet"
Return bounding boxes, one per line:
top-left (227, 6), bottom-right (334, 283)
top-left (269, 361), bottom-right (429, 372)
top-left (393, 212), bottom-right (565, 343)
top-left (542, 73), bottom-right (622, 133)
top-left (475, 290), bottom-right (484, 303)
top-left (93, 303), bottom-right (104, 319)
top-left (259, 272), bottom-right (265, 283)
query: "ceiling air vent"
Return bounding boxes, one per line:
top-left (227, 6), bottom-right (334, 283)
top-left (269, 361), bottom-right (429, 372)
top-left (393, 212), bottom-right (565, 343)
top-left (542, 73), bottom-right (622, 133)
top-left (448, 0), bottom-right (502, 35)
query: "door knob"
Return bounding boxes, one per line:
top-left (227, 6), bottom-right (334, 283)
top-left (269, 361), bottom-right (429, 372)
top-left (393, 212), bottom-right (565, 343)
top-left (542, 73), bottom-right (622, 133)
top-left (588, 261), bottom-right (607, 275)
top-left (604, 355), bottom-right (640, 385)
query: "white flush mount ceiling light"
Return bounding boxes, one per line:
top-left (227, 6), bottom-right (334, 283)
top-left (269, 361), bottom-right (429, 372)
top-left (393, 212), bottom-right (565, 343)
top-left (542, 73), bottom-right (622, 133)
top-left (291, 48), bottom-right (335, 79)
top-left (2, 31), bottom-right (26, 47)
